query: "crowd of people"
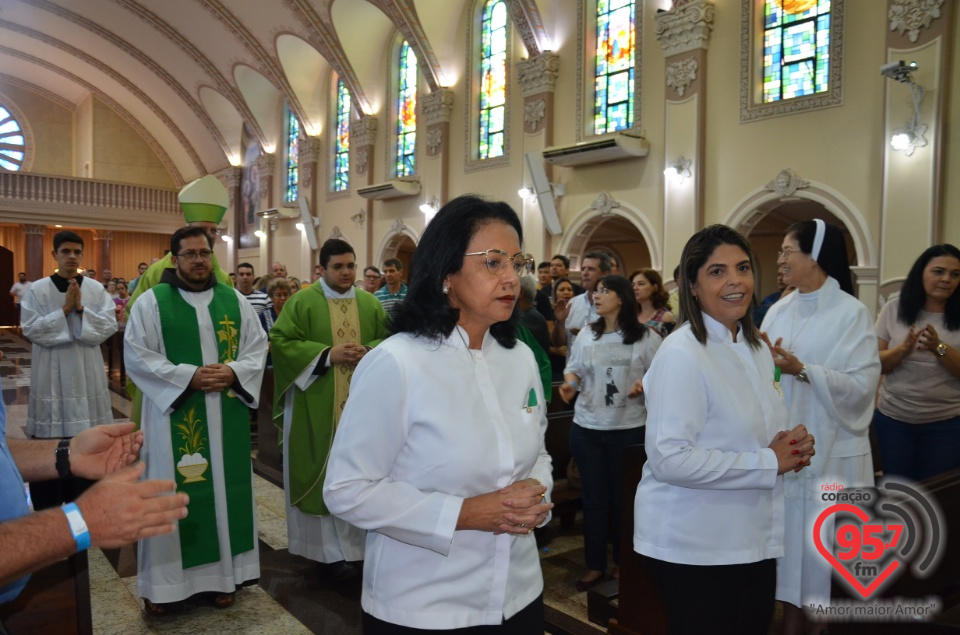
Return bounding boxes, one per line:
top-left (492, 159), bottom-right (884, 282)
top-left (3, 183), bottom-right (960, 634)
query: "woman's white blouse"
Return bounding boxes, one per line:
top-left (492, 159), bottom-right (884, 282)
top-left (323, 327), bottom-right (553, 629)
top-left (634, 315), bottom-right (787, 565)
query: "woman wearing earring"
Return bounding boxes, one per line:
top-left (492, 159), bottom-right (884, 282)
top-left (323, 195), bottom-right (553, 633)
top-left (760, 219), bottom-right (881, 635)
top-left (635, 225), bottom-right (814, 634)
top-left (559, 274), bottom-right (660, 591)
top-left (874, 244), bottom-right (960, 481)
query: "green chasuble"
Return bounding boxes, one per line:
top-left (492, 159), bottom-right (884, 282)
top-left (270, 283), bottom-right (388, 516)
top-left (153, 283), bottom-right (254, 569)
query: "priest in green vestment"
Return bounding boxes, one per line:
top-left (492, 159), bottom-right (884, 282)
top-left (270, 238), bottom-right (388, 575)
top-left (124, 226), bottom-right (268, 614)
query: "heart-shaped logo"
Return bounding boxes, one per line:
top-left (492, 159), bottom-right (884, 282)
top-left (813, 503), bottom-right (902, 599)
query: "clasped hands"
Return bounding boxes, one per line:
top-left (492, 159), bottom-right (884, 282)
top-left (330, 342), bottom-right (368, 367)
top-left (189, 363), bottom-right (235, 392)
top-left (457, 478), bottom-right (553, 536)
top-left (61, 278), bottom-right (83, 315)
top-left (769, 424), bottom-right (816, 475)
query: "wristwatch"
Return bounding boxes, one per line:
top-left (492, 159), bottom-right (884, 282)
top-left (936, 342), bottom-right (948, 357)
top-left (795, 366), bottom-right (809, 383)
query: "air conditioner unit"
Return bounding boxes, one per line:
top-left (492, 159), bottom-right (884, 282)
top-left (542, 132), bottom-right (649, 167)
top-left (357, 178), bottom-right (421, 200)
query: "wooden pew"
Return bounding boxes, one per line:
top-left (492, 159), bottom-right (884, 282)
top-left (545, 382), bottom-right (580, 528)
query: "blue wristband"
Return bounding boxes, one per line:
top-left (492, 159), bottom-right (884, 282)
top-left (62, 503), bottom-right (91, 552)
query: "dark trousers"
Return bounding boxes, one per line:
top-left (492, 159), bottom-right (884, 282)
top-left (361, 595), bottom-right (543, 635)
top-left (569, 424), bottom-right (643, 572)
top-left (643, 556), bottom-right (776, 635)
top-left (874, 410), bottom-right (960, 481)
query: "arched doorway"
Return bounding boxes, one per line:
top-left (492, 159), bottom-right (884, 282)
top-left (582, 216), bottom-right (651, 278)
top-left (375, 220), bottom-right (419, 283)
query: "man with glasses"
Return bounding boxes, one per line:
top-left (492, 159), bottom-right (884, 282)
top-left (270, 239), bottom-right (389, 581)
top-left (373, 258), bottom-right (407, 320)
top-left (361, 266), bottom-right (382, 294)
top-left (124, 225), bottom-right (268, 615)
top-left (126, 175), bottom-right (234, 318)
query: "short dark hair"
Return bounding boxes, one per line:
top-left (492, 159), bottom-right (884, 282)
top-left (319, 239), bottom-right (355, 267)
top-left (171, 226), bottom-right (212, 256)
top-left (786, 220), bottom-right (854, 295)
top-left (537, 261), bottom-right (551, 271)
top-left (383, 258), bottom-right (403, 270)
top-left (364, 266), bottom-right (381, 276)
top-left (629, 268), bottom-right (672, 311)
top-left (391, 194), bottom-right (522, 347)
top-left (237, 262), bottom-right (254, 274)
top-left (897, 244), bottom-right (960, 330)
top-left (678, 224), bottom-right (761, 349)
top-left (551, 254), bottom-right (570, 269)
top-left (554, 277), bottom-right (575, 296)
top-left (53, 230), bottom-right (84, 251)
top-left (589, 275), bottom-right (647, 345)
top-left (18, 272), bottom-right (25, 277)
top-left (583, 250), bottom-right (612, 273)
top-left (138, 262), bottom-right (148, 268)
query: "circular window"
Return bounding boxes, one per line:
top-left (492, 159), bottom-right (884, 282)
top-left (0, 106), bottom-right (25, 171)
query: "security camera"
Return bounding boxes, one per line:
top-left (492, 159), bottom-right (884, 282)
top-left (880, 60), bottom-right (918, 82)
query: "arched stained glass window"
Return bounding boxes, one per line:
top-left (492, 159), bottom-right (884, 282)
top-left (334, 79), bottom-right (350, 192)
top-left (396, 41), bottom-right (417, 177)
top-left (0, 106), bottom-right (25, 171)
top-left (479, 0), bottom-right (507, 160)
top-left (594, 0), bottom-right (635, 134)
top-left (285, 108), bottom-right (299, 203)
top-left (762, 0), bottom-right (831, 103)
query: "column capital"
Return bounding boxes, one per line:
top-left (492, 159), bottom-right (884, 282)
top-left (93, 229), bottom-right (113, 241)
top-left (349, 116), bottom-right (378, 147)
top-left (214, 166), bottom-right (241, 189)
top-left (655, 0), bottom-right (715, 57)
top-left (516, 52), bottom-right (559, 97)
top-left (421, 89), bottom-right (455, 126)
top-left (21, 223), bottom-right (46, 236)
top-left (299, 137), bottom-right (322, 165)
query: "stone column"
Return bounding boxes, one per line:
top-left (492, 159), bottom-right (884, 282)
top-left (350, 116), bottom-right (378, 260)
top-left (421, 88), bottom-right (454, 206)
top-left (516, 52), bottom-right (559, 260)
top-left (21, 224), bottom-right (46, 281)
top-left (256, 153), bottom-right (276, 266)
top-left (655, 0), bottom-right (714, 280)
top-left (214, 166), bottom-right (241, 273)
top-left (93, 230), bottom-right (113, 280)
top-left (298, 137), bottom-right (322, 262)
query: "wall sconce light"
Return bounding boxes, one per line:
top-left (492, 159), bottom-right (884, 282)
top-left (254, 229), bottom-right (266, 239)
top-left (220, 234), bottom-right (233, 243)
top-left (420, 198), bottom-right (439, 223)
top-left (295, 223), bottom-right (304, 231)
top-left (350, 210), bottom-right (366, 227)
top-left (518, 187), bottom-right (533, 200)
top-left (519, 183), bottom-right (564, 201)
top-left (882, 61), bottom-right (927, 157)
top-left (665, 156), bottom-right (692, 182)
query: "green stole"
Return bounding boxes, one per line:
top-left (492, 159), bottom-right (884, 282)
top-left (153, 283), bottom-right (254, 569)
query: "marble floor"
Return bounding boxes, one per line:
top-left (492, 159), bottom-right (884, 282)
top-left (1, 328), bottom-right (604, 634)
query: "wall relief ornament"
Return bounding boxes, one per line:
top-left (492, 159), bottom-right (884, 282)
top-left (351, 209), bottom-right (365, 227)
top-left (350, 116), bottom-right (378, 147)
top-left (329, 226), bottom-right (344, 241)
top-left (666, 58), bottom-right (698, 97)
top-left (655, 0), bottom-right (715, 57)
top-left (590, 192), bottom-right (621, 216)
top-left (888, 0), bottom-right (944, 43)
top-left (764, 168), bottom-right (809, 198)
top-left (355, 149), bottom-right (368, 175)
top-left (516, 52), bottom-right (559, 97)
top-left (299, 137), bottom-right (321, 165)
top-left (422, 89), bottom-right (455, 126)
top-left (426, 127), bottom-right (443, 155)
top-left (524, 99), bottom-right (546, 132)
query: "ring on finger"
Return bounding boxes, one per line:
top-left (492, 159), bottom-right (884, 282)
top-left (518, 523), bottom-right (527, 528)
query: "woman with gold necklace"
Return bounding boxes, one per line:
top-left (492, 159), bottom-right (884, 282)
top-left (760, 219), bottom-right (881, 635)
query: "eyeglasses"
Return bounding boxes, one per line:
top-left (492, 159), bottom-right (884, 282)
top-left (464, 250), bottom-right (535, 276)
top-left (177, 250), bottom-right (214, 262)
top-left (777, 248), bottom-right (799, 259)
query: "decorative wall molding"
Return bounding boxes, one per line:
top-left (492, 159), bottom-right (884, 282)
top-left (590, 192), bottom-right (621, 216)
top-left (256, 154), bottom-right (276, 195)
top-left (426, 126), bottom-right (444, 156)
top-left (523, 98), bottom-right (546, 133)
top-left (390, 218), bottom-right (409, 235)
top-left (654, 0), bottom-right (715, 57)
top-left (214, 166), bottom-right (241, 210)
top-left (299, 137), bottom-right (322, 165)
top-left (888, 0), bottom-right (944, 43)
top-left (351, 209), bottom-right (366, 227)
top-left (763, 168), bottom-right (810, 198)
top-left (355, 148), bottom-right (369, 175)
top-left (666, 58), bottom-right (699, 97)
top-left (329, 225), bottom-right (344, 240)
top-left (368, 0), bottom-right (445, 91)
top-left (505, 0), bottom-right (549, 57)
top-left (739, 0), bottom-right (845, 122)
top-left (350, 116), bottom-right (378, 147)
top-left (516, 52), bottom-right (559, 97)
top-left (93, 229), bottom-right (114, 241)
top-left (421, 88), bottom-right (455, 126)
top-left (21, 224), bottom-right (47, 236)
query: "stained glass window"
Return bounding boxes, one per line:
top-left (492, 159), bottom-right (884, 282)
top-left (334, 78), bottom-right (350, 192)
top-left (285, 108), bottom-right (299, 203)
top-left (479, 0), bottom-right (507, 160)
top-left (594, 0), bottom-right (635, 134)
top-left (396, 41), bottom-right (418, 177)
top-left (762, 0), bottom-right (831, 103)
top-left (0, 106), bottom-right (25, 171)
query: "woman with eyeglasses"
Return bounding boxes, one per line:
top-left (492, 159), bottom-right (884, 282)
top-left (760, 219), bottom-right (880, 635)
top-left (558, 274), bottom-right (660, 591)
top-left (629, 268), bottom-right (675, 337)
top-left (323, 195), bottom-right (553, 634)
top-left (874, 244), bottom-right (960, 481)
top-left (635, 225), bottom-right (814, 634)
